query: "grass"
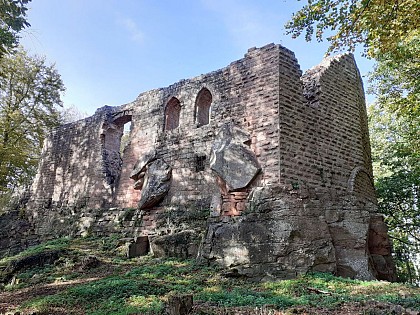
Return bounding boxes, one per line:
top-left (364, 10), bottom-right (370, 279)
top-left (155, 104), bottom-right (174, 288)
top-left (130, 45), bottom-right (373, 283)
top-left (1, 236), bottom-right (419, 315)
top-left (0, 237), bottom-right (71, 266)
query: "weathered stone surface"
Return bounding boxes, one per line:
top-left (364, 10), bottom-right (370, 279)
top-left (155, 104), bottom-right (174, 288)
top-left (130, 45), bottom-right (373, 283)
top-left (138, 159), bottom-right (172, 209)
top-left (369, 214), bottom-right (393, 256)
top-left (127, 236), bottom-right (150, 258)
top-left (326, 205), bottom-right (376, 280)
top-left (0, 211), bottom-right (38, 259)
top-left (150, 230), bottom-right (200, 259)
top-left (368, 214), bottom-right (397, 281)
top-left (200, 187), bottom-right (337, 280)
top-left (79, 255), bottom-right (101, 270)
top-left (371, 255), bottom-right (396, 281)
top-left (210, 124), bottom-right (261, 191)
top-left (130, 150), bottom-right (157, 181)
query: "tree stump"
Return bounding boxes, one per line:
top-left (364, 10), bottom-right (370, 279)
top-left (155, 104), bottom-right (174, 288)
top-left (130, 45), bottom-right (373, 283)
top-left (166, 294), bottom-right (193, 315)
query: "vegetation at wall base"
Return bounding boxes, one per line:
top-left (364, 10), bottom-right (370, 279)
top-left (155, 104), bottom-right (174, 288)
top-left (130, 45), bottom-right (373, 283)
top-left (0, 236), bottom-right (419, 315)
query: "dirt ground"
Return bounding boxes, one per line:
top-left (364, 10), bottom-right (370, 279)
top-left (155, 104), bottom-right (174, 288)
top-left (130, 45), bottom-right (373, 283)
top-left (1, 283), bottom-right (419, 315)
top-left (191, 302), bottom-right (420, 315)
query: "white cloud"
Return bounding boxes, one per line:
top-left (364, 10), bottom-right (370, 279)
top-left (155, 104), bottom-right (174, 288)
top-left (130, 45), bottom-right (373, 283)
top-left (117, 17), bottom-right (144, 44)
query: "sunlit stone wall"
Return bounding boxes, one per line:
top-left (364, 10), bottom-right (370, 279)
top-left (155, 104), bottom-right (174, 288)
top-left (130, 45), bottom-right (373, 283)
top-left (23, 43), bottom-right (395, 281)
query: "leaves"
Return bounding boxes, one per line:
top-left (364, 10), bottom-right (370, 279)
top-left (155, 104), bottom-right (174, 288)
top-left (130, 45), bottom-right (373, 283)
top-left (285, 0), bottom-right (420, 58)
top-left (0, 0), bottom-right (31, 58)
top-left (0, 48), bottom-right (65, 192)
top-left (368, 33), bottom-right (420, 117)
top-left (367, 34), bottom-right (419, 282)
top-left (368, 102), bottom-right (420, 283)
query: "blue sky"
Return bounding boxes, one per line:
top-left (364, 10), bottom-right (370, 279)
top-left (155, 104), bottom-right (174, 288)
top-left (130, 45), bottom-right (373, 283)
top-left (21, 0), bottom-right (374, 115)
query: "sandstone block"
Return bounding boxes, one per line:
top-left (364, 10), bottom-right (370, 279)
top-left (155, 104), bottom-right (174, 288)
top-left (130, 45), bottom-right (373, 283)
top-left (210, 124), bottom-right (261, 191)
top-left (138, 159), bottom-right (172, 210)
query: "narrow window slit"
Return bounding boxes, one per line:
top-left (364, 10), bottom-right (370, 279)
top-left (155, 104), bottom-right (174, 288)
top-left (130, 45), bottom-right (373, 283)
top-left (195, 155), bottom-right (206, 172)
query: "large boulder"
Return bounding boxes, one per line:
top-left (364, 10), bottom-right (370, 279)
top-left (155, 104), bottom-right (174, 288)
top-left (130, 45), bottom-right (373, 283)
top-left (1, 250), bottom-right (64, 284)
top-left (138, 159), bottom-right (172, 210)
top-left (368, 214), bottom-right (397, 281)
top-left (130, 150), bottom-right (157, 182)
top-left (150, 230), bottom-right (200, 259)
top-left (130, 152), bottom-right (172, 210)
top-left (210, 124), bottom-right (260, 191)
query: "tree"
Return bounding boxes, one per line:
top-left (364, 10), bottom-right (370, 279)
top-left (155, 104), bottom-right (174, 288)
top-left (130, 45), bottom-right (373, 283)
top-left (285, 0), bottom-right (419, 114)
top-left (60, 104), bottom-right (88, 124)
top-left (0, 48), bottom-right (65, 192)
top-left (368, 33), bottom-right (419, 116)
top-left (368, 103), bottom-right (420, 283)
top-left (285, 0), bottom-right (419, 58)
top-left (0, 0), bottom-right (32, 58)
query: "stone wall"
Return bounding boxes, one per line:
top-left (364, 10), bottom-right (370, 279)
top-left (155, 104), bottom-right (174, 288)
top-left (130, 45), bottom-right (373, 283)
top-left (6, 43), bottom-right (395, 281)
top-left (0, 210), bottom-right (39, 258)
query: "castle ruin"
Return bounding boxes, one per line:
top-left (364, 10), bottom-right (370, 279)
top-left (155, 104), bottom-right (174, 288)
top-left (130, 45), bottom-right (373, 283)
top-left (3, 43), bottom-right (396, 281)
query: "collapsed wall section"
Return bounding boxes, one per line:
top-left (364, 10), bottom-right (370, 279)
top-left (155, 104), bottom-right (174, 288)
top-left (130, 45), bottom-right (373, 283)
top-left (298, 54), bottom-right (394, 280)
top-left (300, 54), bottom-right (373, 195)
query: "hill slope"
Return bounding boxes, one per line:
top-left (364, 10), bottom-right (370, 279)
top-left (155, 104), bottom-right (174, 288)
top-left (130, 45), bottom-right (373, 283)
top-left (0, 236), bottom-right (419, 315)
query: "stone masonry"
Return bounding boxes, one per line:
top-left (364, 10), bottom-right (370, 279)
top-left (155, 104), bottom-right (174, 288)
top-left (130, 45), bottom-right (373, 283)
top-left (8, 43), bottom-right (395, 281)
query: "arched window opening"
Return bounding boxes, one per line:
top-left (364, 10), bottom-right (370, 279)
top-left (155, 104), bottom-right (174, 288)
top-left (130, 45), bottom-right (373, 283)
top-left (165, 97), bottom-right (181, 131)
top-left (120, 121), bottom-right (132, 155)
top-left (195, 88), bottom-right (212, 127)
top-left (108, 112), bottom-right (133, 156)
top-left (101, 111), bottom-right (132, 186)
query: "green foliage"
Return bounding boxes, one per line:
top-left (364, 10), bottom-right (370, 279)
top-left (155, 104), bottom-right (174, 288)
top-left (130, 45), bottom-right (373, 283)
top-left (3, 237), bottom-right (419, 314)
top-left (0, 48), bottom-right (65, 193)
top-left (368, 102), bottom-right (420, 284)
top-left (196, 287), bottom-right (296, 308)
top-left (0, 0), bottom-right (31, 58)
top-left (0, 237), bottom-right (70, 266)
top-left (120, 131), bottom-right (130, 155)
top-left (285, 0), bottom-right (419, 58)
top-left (368, 34), bottom-right (420, 117)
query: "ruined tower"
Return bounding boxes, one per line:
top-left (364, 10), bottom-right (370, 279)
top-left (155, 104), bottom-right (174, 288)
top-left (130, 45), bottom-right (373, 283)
top-left (22, 43), bottom-right (395, 281)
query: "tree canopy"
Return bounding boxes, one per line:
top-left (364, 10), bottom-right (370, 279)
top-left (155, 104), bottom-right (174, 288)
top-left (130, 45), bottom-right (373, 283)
top-left (285, 0), bottom-right (420, 58)
top-left (368, 103), bottom-right (419, 283)
top-left (0, 0), bottom-right (31, 58)
top-left (0, 48), bottom-right (65, 192)
top-left (368, 33), bottom-right (419, 116)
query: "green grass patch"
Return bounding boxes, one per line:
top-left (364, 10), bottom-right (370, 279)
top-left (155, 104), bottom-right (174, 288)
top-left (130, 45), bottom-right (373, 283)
top-left (0, 237), bottom-right (71, 266)
top-left (1, 237), bottom-right (418, 315)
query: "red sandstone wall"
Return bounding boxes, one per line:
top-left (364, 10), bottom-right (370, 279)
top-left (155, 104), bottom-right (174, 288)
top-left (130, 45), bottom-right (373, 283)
top-left (29, 45), bottom-right (375, 219)
top-left (113, 44), bottom-right (285, 213)
top-left (293, 54), bottom-right (375, 198)
top-left (27, 45), bottom-right (376, 232)
top-left (28, 114), bottom-right (111, 211)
